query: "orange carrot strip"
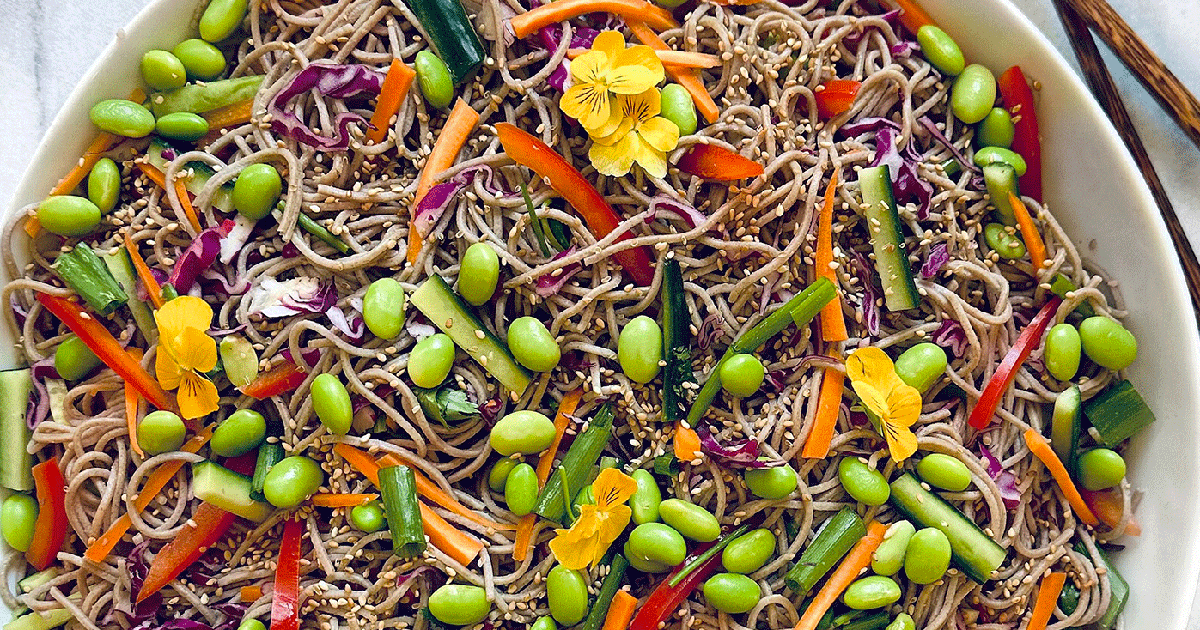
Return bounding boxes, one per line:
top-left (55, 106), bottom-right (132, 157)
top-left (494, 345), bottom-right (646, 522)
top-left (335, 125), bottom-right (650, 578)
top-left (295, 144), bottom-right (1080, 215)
top-left (333, 443), bottom-right (382, 485)
top-left (536, 389), bottom-right (584, 485)
top-left (136, 163), bottom-right (202, 233)
top-left (124, 231), bottom-right (164, 309)
top-left (1081, 488), bottom-right (1142, 536)
top-left (367, 59), bottom-right (417, 145)
top-left (240, 585), bottom-right (264, 602)
top-left (890, 0), bottom-right (937, 34)
top-left (673, 422), bottom-right (702, 462)
top-left (802, 358), bottom-right (845, 459)
top-left (794, 521), bottom-right (889, 630)
top-left (1024, 429), bottom-right (1099, 526)
top-left (510, 0), bottom-right (676, 39)
top-left (125, 348), bottom-right (145, 457)
top-left (602, 590), bottom-right (639, 630)
top-left (407, 98), bottom-right (479, 264)
top-left (513, 513), bottom-right (538, 563)
top-left (1009, 191), bottom-right (1048, 273)
top-left (378, 451), bottom-right (514, 531)
top-left (628, 22), bottom-right (720, 124)
top-left (203, 99), bottom-right (255, 129)
top-left (566, 48), bottom-right (720, 69)
top-left (419, 502), bottom-right (485, 566)
top-left (310, 493), bottom-right (378, 508)
top-left (1028, 572), bottom-right (1067, 630)
top-left (816, 170), bottom-right (847, 342)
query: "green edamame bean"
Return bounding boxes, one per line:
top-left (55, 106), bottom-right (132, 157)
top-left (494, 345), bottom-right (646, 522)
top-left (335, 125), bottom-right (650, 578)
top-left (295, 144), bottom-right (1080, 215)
top-left (173, 39), bottom-right (227, 81)
top-left (362, 278), bottom-right (406, 340)
top-left (720, 354), bottom-right (765, 398)
top-left (200, 0), bottom-right (250, 42)
top-left (984, 222), bottom-right (1027, 259)
top-left (721, 528), bottom-right (776, 574)
top-left (311, 373), bottom-right (352, 435)
top-left (658, 498), bottom-right (720, 542)
top-left (660, 83), bottom-right (698, 136)
top-left (142, 50), bottom-right (187, 91)
top-left (55, 334), bottom-right (102, 381)
top-left (508, 317), bottom-right (561, 372)
top-left (1079, 317), bottom-right (1137, 370)
top-left (976, 107), bottom-right (1015, 149)
top-left (1, 494), bottom-right (38, 552)
top-left (350, 502), bottom-right (386, 533)
top-left (428, 584), bottom-right (491, 626)
top-left (459, 242), bottom-right (500, 306)
top-left (233, 164), bottom-right (283, 221)
top-left (618, 316), bottom-right (662, 384)
top-left (743, 464), bottom-right (798, 500)
top-left (628, 523), bottom-right (688, 566)
top-left (1077, 448), bottom-right (1126, 491)
top-left (262, 456), bottom-right (324, 508)
top-left (893, 343), bottom-right (947, 393)
top-left (504, 463), bottom-right (539, 516)
top-left (1044, 323), bottom-right (1082, 381)
top-left (220, 335), bottom-right (259, 388)
top-left (886, 613), bottom-right (916, 630)
top-left (415, 51), bottom-right (454, 110)
top-left (871, 520), bottom-right (916, 576)
top-left (951, 64), bottom-right (997, 125)
top-left (408, 333), bottom-right (455, 388)
top-left (702, 573), bottom-right (760, 614)
top-left (489, 458), bottom-right (518, 492)
top-left (236, 621), bottom-right (265, 630)
top-left (837, 458), bottom-right (890, 506)
top-left (916, 25), bottom-right (965, 77)
top-left (530, 617), bottom-right (557, 630)
top-left (87, 158), bottom-right (120, 214)
top-left (843, 576), bottom-right (901, 610)
top-left (156, 112), bottom-right (211, 142)
top-left (90, 99), bottom-right (155, 137)
top-left (490, 410), bottom-right (555, 456)
top-left (916, 453), bottom-right (972, 492)
top-left (37, 196), bottom-right (101, 237)
top-left (904, 528), bottom-right (952, 585)
top-left (210, 409), bottom-right (266, 457)
top-left (546, 565), bottom-right (589, 625)
top-left (630, 468), bottom-right (662, 525)
top-left (973, 146), bottom-right (1027, 176)
top-left (624, 541), bottom-right (671, 572)
top-left (138, 410), bottom-right (187, 454)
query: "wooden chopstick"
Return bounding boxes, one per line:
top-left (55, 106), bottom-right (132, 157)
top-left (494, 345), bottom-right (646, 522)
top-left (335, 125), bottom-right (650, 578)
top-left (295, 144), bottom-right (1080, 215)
top-left (1051, 0), bottom-right (1200, 325)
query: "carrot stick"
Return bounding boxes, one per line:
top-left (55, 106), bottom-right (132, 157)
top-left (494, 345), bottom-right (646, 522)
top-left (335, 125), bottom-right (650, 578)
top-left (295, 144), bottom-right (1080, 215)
top-left (1028, 572), bottom-right (1067, 630)
top-left (510, 0), bottom-right (676, 39)
top-left (407, 98), bottom-right (479, 264)
top-left (673, 422), bottom-right (702, 462)
top-left (1024, 429), bottom-right (1099, 526)
top-left (816, 170), bottom-right (847, 342)
top-left (628, 22), bottom-right (720, 124)
top-left (536, 389), bottom-right (584, 484)
top-left (367, 59), bottom-right (417, 145)
top-left (602, 590), bottom-right (639, 630)
top-left (203, 98), bottom-right (255, 129)
top-left (125, 348), bottom-right (145, 457)
top-left (802, 358), bottom-right (845, 459)
top-left (794, 521), bottom-right (889, 630)
top-left (419, 502), bottom-right (485, 566)
top-left (240, 585), bottom-right (264, 602)
top-left (124, 231), bottom-right (164, 309)
top-left (1009, 191), bottom-right (1048, 273)
top-left (136, 163), bottom-right (202, 233)
top-left (566, 48), bottom-right (721, 69)
top-left (310, 493), bottom-right (378, 508)
top-left (513, 513), bottom-right (538, 563)
top-left (889, 0), bottom-right (937, 34)
top-left (334, 442), bottom-right (382, 485)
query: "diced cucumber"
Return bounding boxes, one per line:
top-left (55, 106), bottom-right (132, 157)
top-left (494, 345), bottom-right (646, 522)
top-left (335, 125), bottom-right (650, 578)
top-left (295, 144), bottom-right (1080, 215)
top-left (1051, 385), bottom-right (1082, 474)
top-left (1077, 542), bottom-right (1127, 630)
top-left (147, 139), bottom-right (235, 211)
top-left (660, 258), bottom-right (693, 422)
top-left (784, 508), bottom-right (867, 594)
top-left (1084, 380), bottom-right (1156, 447)
top-left (983, 163), bottom-right (1019, 226)
top-left (404, 0), bottom-right (484, 85)
top-left (0, 369), bottom-right (33, 491)
top-left (2, 609), bottom-right (73, 630)
top-left (249, 443), bottom-right (284, 503)
top-left (858, 165), bottom-right (920, 311)
top-left (18, 568), bottom-right (57, 593)
top-left (101, 249), bottom-right (158, 345)
top-left (192, 461), bottom-right (272, 522)
top-left (888, 473), bottom-right (1007, 583)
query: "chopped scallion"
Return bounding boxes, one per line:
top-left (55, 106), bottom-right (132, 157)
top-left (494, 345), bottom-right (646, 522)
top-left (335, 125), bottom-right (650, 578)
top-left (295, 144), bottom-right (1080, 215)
top-left (379, 465), bottom-right (426, 558)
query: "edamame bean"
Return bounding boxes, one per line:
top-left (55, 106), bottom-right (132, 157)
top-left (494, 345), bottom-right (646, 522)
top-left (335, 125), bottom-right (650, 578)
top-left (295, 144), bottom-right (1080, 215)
top-left (984, 222), bottom-right (1027, 259)
top-left (362, 278), bottom-right (406, 340)
top-left (973, 146), bottom-right (1027, 176)
top-left (870, 520), bottom-right (916, 576)
top-left (55, 334), bottom-right (102, 381)
top-left (504, 463), bottom-right (539, 516)
top-left (490, 410), bottom-right (555, 456)
top-left (916, 453), bottom-right (972, 492)
top-left (624, 541), bottom-right (671, 572)
top-left (530, 617), bottom-right (557, 630)
top-left (546, 565), bottom-right (589, 625)
top-left (843, 576), bottom-right (901, 610)
top-left (628, 523), bottom-right (687, 567)
top-left (173, 39), bottom-right (227, 81)
top-left (415, 51), bottom-right (454, 110)
top-left (200, 0), bottom-right (250, 42)
top-left (210, 409), bottom-right (266, 457)
top-left (659, 498), bottom-right (720, 542)
top-left (37, 196), bottom-right (101, 237)
top-left (155, 112), bottom-right (211, 142)
top-left (904, 528), bottom-right (952, 585)
top-left (702, 573), bottom-right (760, 614)
top-left (138, 410), bottom-right (187, 454)
top-left (311, 373), bottom-right (352, 435)
top-left (508, 317), bottom-right (561, 372)
top-left (87, 158), bottom-right (120, 214)
top-left (1, 494), bottom-right (38, 552)
top-left (837, 457), bottom-right (890, 506)
top-left (90, 99), bottom-right (156, 137)
top-left (722, 528), bottom-right (776, 574)
top-left (720, 354), bottom-right (766, 398)
top-left (220, 335), bottom-right (258, 388)
top-left (141, 50), bottom-right (187, 91)
top-left (886, 613), bottom-right (916, 630)
top-left (618, 316), bottom-right (662, 384)
top-left (976, 107), bottom-right (1015, 149)
top-left (743, 464), bottom-right (798, 500)
top-left (408, 333), bottom-right (455, 388)
top-left (459, 242), bottom-right (500, 306)
top-left (1077, 448), bottom-right (1126, 490)
top-left (630, 468), bottom-right (662, 525)
top-left (951, 64), bottom-right (996, 125)
top-left (428, 584), bottom-right (490, 626)
top-left (1079, 317), bottom-right (1137, 370)
top-left (350, 502), bottom-right (386, 533)
top-left (893, 343), bottom-right (947, 393)
top-left (233, 164), bottom-right (283, 220)
top-left (660, 83), bottom-right (698, 136)
top-left (262, 456), bottom-right (324, 508)
top-left (236, 619), bottom-right (265, 630)
top-left (916, 25), bottom-right (965, 76)
top-left (1044, 323), bottom-right (1082, 381)
top-left (489, 458), bottom-right (518, 492)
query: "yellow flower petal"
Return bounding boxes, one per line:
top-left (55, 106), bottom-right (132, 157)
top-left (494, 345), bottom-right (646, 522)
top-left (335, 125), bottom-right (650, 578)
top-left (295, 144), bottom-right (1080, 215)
top-left (175, 326), bottom-right (218, 374)
top-left (592, 31), bottom-right (627, 58)
top-left (630, 135), bottom-right (669, 179)
top-left (568, 50), bottom-right (611, 84)
top-left (883, 382), bottom-right (922, 429)
top-left (851, 379), bottom-right (890, 421)
top-left (154, 296), bottom-right (213, 339)
top-left (591, 116), bottom-right (635, 146)
top-left (549, 525), bottom-right (595, 571)
top-left (594, 505), bottom-right (631, 554)
top-left (883, 422), bottom-right (919, 462)
top-left (845, 347), bottom-right (897, 387)
top-left (593, 469), bottom-right (638, 508)
top-left (177, 370), bottom-right (219, 420)
top-left (637, 116), bottom-right (680, 153)
top-left (588, 132), bottom-right (637, 176)
top-left (155, 344), bottom-right (183, 390)
top-left (561, 83), bottom-right (614, 131)
top-left (616, 89), bottom-right (658, 123)
top-left (608, 46), bottom-right (665, 94)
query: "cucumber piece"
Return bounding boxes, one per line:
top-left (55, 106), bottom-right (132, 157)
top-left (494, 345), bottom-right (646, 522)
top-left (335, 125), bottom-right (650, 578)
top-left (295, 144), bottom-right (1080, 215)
top-left (1084, 380), bottom-right (1156, 447)
top-left (192, 461), bottom-right (272, 522)
top-left (53, 243), bottom-right (128, 316)
top-left (983, 163), bottom-right (1019, 226)
top-left (404, 0), bottom-right (484, 85)
top-left (0, 369), bottom-right (33, 491)
top-left (533, 404), bottom-right (614, 524)
top-left (409, 275), bottom-right (532, 393)
top-left (784, 508), bottom-right (867, 594)
top-left (888, 473), bottom-right (1006, 583)
top-left (1048, 274), bottom-right (1097, 318)
top-left (1050, 385), bottom-right (1082, 473)
top-left (147, 139), bottom-right (235, 211)
top-left (18, 568), bottom-right (57, 593)
top-left (1077, 542), bottom-right (1127, 630)
top-left (3, 609), bottom-right (73, 630)
top-left (249, 443), bottom-right (285, 503)
top-left (660, 258), bottom-right (693, 422)
top-left (858, 165), bottom-right (920, 311)
top-left (101, 249), bottom-right (158, 345)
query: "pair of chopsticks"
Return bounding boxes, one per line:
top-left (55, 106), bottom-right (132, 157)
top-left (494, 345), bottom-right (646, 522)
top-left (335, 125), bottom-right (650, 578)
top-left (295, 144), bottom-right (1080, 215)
top-left (1049, 0), bottom-right (1200, 324)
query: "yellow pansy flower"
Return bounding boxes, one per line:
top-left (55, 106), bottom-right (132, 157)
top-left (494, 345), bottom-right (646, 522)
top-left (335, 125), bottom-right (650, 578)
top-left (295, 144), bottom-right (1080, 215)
top-left (154, 296), bottom-right (220, 420)
top-left (588, 88), bottom-right (680, 179)
top-left (548, 468), bottom-right (637, 570)
top-left (845, 347), bottom-right (920, 462)
top-left (561, 31), bottom-right (665, 133)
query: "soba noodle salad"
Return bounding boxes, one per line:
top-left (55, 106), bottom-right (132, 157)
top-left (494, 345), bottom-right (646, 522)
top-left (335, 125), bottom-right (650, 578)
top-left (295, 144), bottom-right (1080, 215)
top-left (0, 0), bottom-right (1156, 628)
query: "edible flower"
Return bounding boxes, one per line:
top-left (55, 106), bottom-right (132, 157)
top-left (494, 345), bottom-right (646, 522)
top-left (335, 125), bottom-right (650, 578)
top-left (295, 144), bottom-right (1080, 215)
top-left (154, 296), bottom-right (220, 420)
top-left (560, 31), bottom-right (664, 134)
top-left (549, 468), bottom-right (637, 570)
top-left (845, 347), bottom-right (919, 462)
top-left (588, 88), bottom-right (680, 178)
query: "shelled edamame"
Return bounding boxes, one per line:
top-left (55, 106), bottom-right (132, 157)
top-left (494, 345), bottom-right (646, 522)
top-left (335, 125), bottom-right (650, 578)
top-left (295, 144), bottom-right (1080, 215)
top-left (618, 316), bottom-right (662, 384)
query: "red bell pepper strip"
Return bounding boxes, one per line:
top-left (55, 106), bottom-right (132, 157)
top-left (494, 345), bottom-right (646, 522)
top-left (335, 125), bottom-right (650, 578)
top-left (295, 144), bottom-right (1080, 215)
top-left (814, 79), bottom-right (862, 120)
top-left (25, 458), bottom-right (68, 571)
top-left (271, 517), bottom-right (304, 630)
top-left (35, 292), bottom-right (175, 412)
top-left (997, 66), bottom-right (1043, 202)
top-left (889, 0), bottom-right (936, 34)
top-left (495, 123), bottom-right (655, 287)
top-left (241, 361), bottom-right (308, 399)
top-left (630, 541), bottom-right (721, 630)
top-left (968, 297), bottom-right (1062, 429)
top-left (676, 144), bottom-right (765, 181)
top-left (137, 501), bottom-right (237, 602)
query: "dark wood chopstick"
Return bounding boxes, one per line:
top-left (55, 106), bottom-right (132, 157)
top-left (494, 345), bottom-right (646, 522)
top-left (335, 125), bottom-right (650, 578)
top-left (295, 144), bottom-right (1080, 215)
top-left (1051, 0), bottom-right (1200, 326)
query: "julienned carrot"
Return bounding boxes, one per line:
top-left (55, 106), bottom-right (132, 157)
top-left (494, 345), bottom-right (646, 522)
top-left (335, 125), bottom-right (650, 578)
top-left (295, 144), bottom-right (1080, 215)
top-left (889, 0), bottom-right (937, 34)
top-left (240, 585), bottom-right (264, 602)
top-left (1024, 429), bottom-right (1099, 526)
top-left (125, 348), bottom-right (145, 457)
top-left (602, 590), bottom-right (639, 630)
top-left (510, 0), bottom-right (676, 40)
top-left (203, 98), bottom-right (255, 129)
top-left (1028, 572), bottom-right (1067, 630)
top-left (407, 98), bottom-right (479, 264)
top-left (628, 22), bottom-right (720, 124)
top-left (802, 357), bottom-right (845, 459)
top-left (794, 521), bottom-right (888, 630)
top-left (136, 163), bottom-right (202, 233)
top-left (1081, 488), bottom-right (1142, 536)
top-left (566, 48), bottom-right (720, 69)
top-left (124, 232), bottom-right (164, 309)
top-left (310, 493), bottom-right (378, 508)
top-left (1009, 192), bottom-right (1048, 272)
top-left (334, 443), bottom-right (383, 485)
top-left (419, 502), bottom-right (485, 566)
top-left (673, 422), bottom-right (702, 462)
top-left (513, 513), bottom-right (538, 563)
top-left (536, 389), bottom-right (584, 484)
top-left (816, 170), bottom-right (847, 342)
top-left (367, 59), bottom-right (417, 145)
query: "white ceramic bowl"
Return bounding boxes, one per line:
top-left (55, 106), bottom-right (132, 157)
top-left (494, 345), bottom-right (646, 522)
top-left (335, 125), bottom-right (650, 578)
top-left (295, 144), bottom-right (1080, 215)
top-left (3, 0), bottom-right (1199, 626)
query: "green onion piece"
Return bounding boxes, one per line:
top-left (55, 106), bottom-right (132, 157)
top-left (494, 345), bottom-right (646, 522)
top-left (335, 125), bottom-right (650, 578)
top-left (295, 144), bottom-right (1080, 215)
top-left (660, 257), bottom-right (693, 423)
top-left (840, 611), bottom-right (891, 630)
top-left (0, 369), bottom-right (34, 491)
top-left (1049, 273), bottom-right (1097, 318)
top-left (100, 249), bottom-right (158, 344)
top-left (547, 218), bottom-right (571, 251)
top-left (783, 508), bottom-right (866, 594)
top-left (297, 213), bottom-right (350, 254)
top-left (668, 523), bottom-right (751, 587)
top-left (53, 243), bottom-right (128, 316)
top-left (653, 455), bottom-right (680, 477)
top-left (579, 553), bottom-right (630, 630)
top-left (249, 443), bottom-right (285, 503)
top-left (521, 183), bottom-right (553, 257)
top-left (534, 404), bottom-right (615, 524)
top-left (1083, 379), bottom-right (1156, 447)
top-left (379, 465), bottom-right (427, 558)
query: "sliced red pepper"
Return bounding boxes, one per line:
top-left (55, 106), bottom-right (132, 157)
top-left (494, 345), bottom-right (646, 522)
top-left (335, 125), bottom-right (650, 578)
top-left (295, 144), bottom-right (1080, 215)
top-left (495, 123), bottom-right (655, 287)
top-left (137, 501), bottom-right (237, 602)
top-left (629, 541), bottom-right (720, 630)
top-left (968, 297), bottom-right (1062, 429)
top-left (997, 66), bottom-right (1043, 202)
top-left (241, 361), bottom-right (308, 399)
top-left (815, 79), bottom-right (862, 120)
top-left (676, 144), bottom-right (765, 181)
top-left (271, 517), bottom-right (304, 630)
top-left (889, 0), bottom-right (937, 34)
top-left (25, 458), bottom-right (68, 571)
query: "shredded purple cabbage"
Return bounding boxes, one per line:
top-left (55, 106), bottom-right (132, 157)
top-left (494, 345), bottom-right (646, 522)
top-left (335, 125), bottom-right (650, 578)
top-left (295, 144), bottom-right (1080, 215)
top-left (412, 166), bottom-right (495, 238)
top-left (326, 296), bottom-right (365, 341)
top-left (933, 319), bottom-right (969, 358)
top-left (920, 242), bottom-right (949, 279)
top-left (280, 347), bottom-right (321, 368)
top-left (917, 116), bottom-right (980, 176)
top-left (220, 215), bottom-right (255, 264)
top-left (841, 117), bottom-right (933, 218)
top-left (536, 247), bottom-right (582, 297)
top-left (11, 294), bottom-right (27, 329)
top-left (245, 277), bottom-right (337, 318)
top-left (168, 223), bottom-right (230, 294)
top-left (648, 195), bottom-right (710, 231)
top-left (891, 41), bottom-right (920, 57)
top-left (268, 62), bottom-right (385, 150)
top-left (851, 249), bottom-right (882, 337)
top-left (842, 9), bottom-right (903, 48)
top-left (979, 444), bottom-right (1022, 509)
top-left (120, 541), bottom-right (161, 626)
top-left (697, 312), bottom-right (728, 351)
top-left (697, 427), bottom-right (785, 469)
top-left (26, 358), bottom-right (60, 428)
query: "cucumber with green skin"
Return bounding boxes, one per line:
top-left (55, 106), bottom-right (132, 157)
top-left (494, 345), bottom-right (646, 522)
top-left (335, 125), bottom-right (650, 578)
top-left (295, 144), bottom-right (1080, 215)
top-left (193, 460), bottom-right (272, 522)
top-left (858, 165), bottom-right (920, 311)
top-left (888, 473), bottom-right (1006, 583)
top-left (660, 257), bottom-right (693, 422)
top-left (404, 0), bottom-right (484, 86)
top-left (784, 507), bottom-right (866, 594)
top-left (983, 162), bottom-right (1020, 226)
top-left (1084, 379), bottom-right (1156, 447)
top-left (1051, 384), bottom-right (1083, 475)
